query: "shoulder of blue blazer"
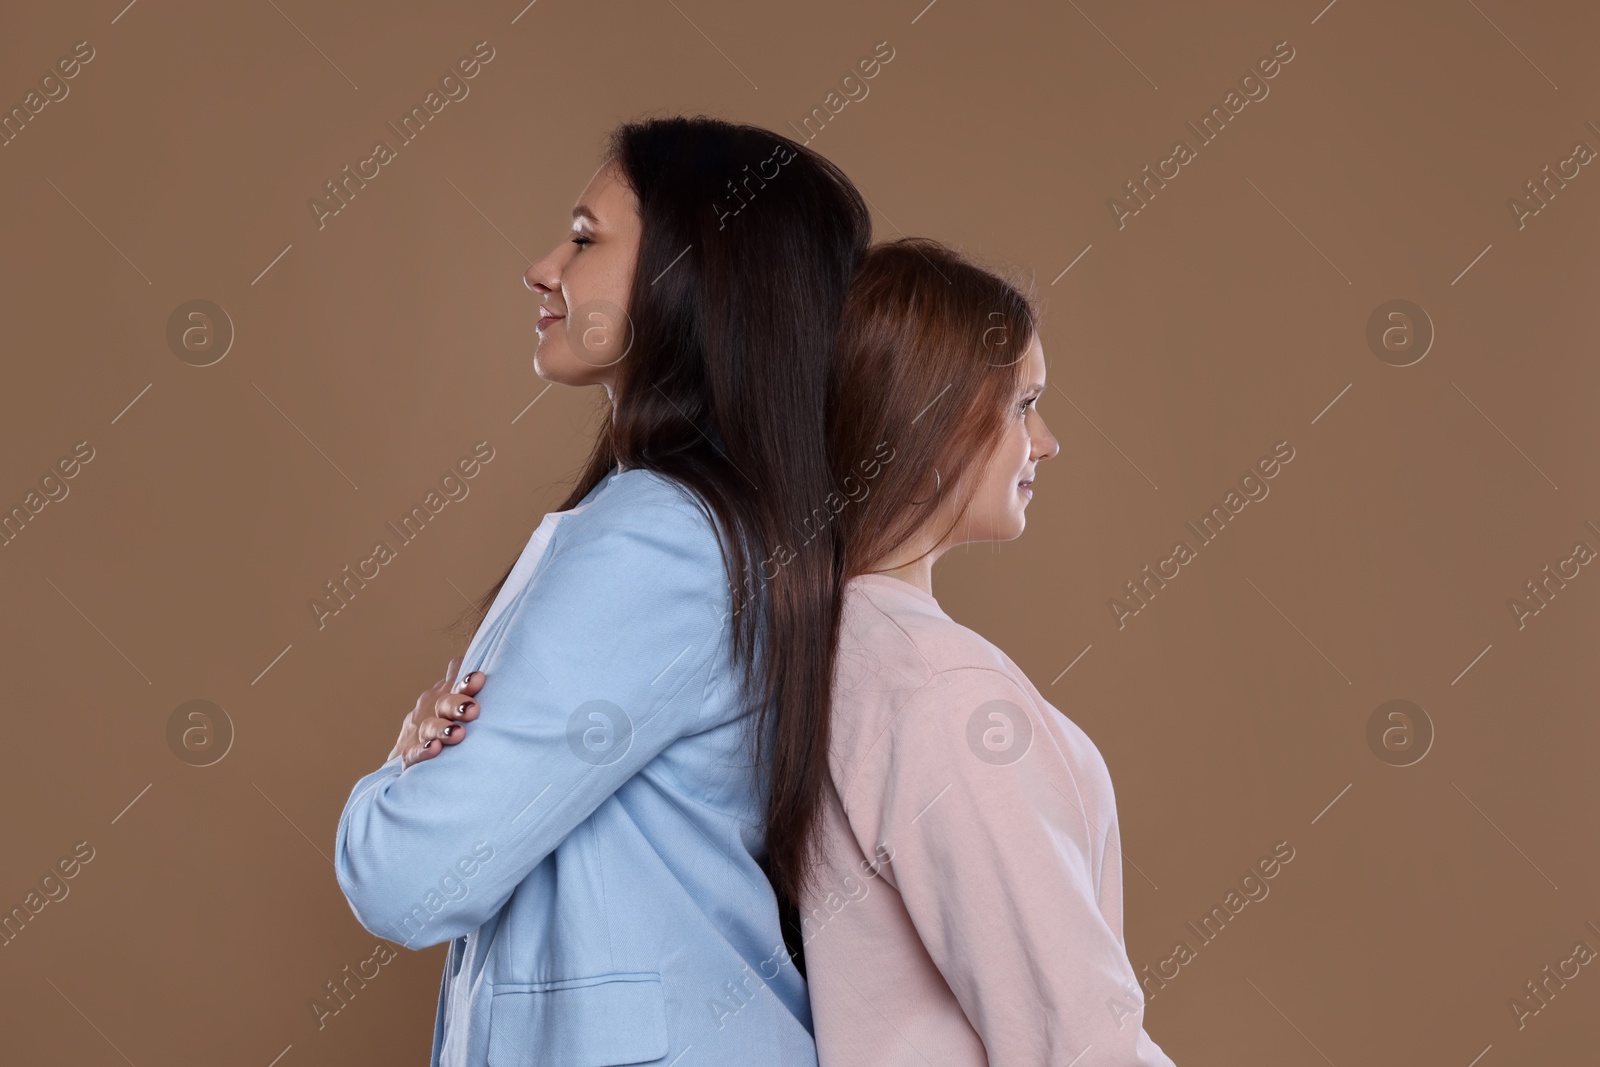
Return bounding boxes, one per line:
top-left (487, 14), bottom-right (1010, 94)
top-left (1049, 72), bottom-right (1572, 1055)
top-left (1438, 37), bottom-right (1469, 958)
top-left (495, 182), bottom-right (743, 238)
top-left (528, 468), bottom-right (734, 624)
top-left (563, 466), bottom-right (725, 555)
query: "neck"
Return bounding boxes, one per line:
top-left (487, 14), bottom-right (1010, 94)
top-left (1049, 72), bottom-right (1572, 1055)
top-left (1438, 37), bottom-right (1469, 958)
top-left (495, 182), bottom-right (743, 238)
top-left (867, 544), bottom-right (941, 597)
top-left (876, 559), bottom-right (934, 601)
top-left (869, 503), bottom-right (968, 597)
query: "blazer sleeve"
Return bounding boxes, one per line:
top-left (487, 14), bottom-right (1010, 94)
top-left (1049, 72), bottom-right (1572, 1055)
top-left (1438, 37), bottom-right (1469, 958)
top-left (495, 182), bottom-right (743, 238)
top-left (851, 666), bottom-right (1177, 1066)
top-left (334, 487), bottom-right (730, 948)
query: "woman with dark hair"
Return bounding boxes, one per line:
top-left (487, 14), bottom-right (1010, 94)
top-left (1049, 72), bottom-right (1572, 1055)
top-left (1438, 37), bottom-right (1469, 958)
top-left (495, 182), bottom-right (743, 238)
top-left (334, 116), bottom-right (868, 1066)
top-left (799, 239), bottom-right (1180, 1065)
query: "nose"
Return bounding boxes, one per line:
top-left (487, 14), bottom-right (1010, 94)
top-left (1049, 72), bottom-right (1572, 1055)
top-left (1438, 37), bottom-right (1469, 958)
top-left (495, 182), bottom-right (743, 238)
top-left (1033, 416), bottom-right (1061, 461)
top-left (524, 261), bottom-right (549, 293)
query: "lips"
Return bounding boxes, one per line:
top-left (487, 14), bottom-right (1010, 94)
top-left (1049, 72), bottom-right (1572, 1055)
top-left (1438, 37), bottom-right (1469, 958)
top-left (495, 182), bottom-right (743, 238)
top-left (536, 308), bottom-right (565, 331)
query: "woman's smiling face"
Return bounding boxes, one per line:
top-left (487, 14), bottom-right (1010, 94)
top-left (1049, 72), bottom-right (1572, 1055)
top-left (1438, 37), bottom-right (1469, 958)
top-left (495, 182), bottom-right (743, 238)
top-left (954, 334), bottom-right (1059, 544)
top-left (523, 160), bottom-right (641, 389)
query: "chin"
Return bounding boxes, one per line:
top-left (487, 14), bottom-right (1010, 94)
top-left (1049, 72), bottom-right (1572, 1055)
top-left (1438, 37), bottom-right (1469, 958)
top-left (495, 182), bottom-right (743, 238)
top-left (1002, 507), bottom-right (1028, 540)
top-left (532, 342), bottom-right (583, 386)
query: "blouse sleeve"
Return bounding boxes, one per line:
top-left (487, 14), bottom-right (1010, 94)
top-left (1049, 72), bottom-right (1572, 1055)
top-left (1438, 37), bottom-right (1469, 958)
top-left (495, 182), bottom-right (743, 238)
top-left (848, 665), bottom-right (1178, 1066)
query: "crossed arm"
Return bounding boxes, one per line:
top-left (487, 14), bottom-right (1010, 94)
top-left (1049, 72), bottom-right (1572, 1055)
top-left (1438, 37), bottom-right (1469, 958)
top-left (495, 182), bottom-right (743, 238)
top-left (333, 496), bottom-right (729, 948)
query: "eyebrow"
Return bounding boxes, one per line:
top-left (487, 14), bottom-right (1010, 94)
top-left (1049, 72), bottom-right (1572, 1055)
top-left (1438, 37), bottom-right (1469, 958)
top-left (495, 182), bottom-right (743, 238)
top-left (1025, 380), bottom-right (1045, 392)
top-left (571, 204), bottom-right (599, 223)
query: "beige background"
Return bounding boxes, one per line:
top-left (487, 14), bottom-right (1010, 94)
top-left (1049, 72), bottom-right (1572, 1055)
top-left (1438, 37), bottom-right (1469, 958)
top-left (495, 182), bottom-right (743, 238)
top-left (2, 0), bottom-right (1597, 1063)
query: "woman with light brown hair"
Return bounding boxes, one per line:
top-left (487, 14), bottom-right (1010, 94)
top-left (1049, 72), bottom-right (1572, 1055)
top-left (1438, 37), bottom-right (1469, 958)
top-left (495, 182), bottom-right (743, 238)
top-left (795, 238), bottom-right (1179, 1065)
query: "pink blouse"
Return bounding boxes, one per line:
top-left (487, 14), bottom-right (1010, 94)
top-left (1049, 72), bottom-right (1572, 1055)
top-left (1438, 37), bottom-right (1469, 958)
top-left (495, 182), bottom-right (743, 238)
top-left (801, 573), bottom-right (1178, 1066)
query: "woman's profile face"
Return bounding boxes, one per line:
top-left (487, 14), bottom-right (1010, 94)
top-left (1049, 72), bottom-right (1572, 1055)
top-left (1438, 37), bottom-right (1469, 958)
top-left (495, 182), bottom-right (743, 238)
top-left (954, 334), bottom-right (1059, 543)
top-left (524, 160), bottom-right (641, 388)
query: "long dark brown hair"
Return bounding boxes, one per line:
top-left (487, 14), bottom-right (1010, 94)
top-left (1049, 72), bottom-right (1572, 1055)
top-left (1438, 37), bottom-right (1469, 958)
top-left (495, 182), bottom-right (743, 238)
top-left (450, 116), bottom-right (870, 915)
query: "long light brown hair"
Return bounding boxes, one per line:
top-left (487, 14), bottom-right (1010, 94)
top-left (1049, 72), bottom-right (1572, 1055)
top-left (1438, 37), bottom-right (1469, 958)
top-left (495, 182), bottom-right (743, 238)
top-left (830, 237), bottom-right (1039, 582)
top-left (781, 238), bottom-right (1039, 900)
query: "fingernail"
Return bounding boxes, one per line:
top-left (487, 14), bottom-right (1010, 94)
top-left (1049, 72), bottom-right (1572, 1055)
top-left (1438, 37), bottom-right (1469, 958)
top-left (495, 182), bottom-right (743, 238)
top-left (457, 701), bottom-right (474, 717)
top-left (443, 725), bottom-right (456, 738)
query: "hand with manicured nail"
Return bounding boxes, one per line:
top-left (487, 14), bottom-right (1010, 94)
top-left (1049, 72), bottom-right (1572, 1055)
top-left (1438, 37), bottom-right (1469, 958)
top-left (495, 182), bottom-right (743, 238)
top-left (388, 655), bottom-right (487, 768)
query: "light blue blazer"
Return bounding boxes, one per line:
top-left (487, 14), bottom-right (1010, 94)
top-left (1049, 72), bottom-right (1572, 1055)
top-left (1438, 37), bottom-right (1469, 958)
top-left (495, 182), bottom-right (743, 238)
top-left (335, 465), bottom-right (817, 1067)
